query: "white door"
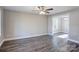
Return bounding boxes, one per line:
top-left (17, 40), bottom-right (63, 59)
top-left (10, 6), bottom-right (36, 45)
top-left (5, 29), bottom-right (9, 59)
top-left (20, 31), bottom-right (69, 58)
top-left (62, 17), bottom-right (69, 33)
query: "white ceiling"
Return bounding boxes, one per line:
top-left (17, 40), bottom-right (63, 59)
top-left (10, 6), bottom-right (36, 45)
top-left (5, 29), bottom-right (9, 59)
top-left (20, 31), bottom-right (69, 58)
top-left (2, 6), bottom-right (79, 15)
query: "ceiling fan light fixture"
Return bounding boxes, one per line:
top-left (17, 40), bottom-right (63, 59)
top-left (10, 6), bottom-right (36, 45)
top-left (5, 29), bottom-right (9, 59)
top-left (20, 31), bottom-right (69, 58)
top-left (33, 6), bottom-right (53, 15)
top-left (40, 11), bottom-right (46, 14)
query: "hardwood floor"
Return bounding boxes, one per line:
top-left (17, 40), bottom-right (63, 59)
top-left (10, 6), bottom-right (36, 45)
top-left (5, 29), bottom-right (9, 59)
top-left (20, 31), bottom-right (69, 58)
top-left (1, 33), bottom-right (78, 52)
top-left (0, 35), bottom-right (53, 52)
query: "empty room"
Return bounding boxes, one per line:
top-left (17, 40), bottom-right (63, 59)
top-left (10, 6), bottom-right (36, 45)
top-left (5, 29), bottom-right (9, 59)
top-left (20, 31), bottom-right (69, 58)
top-left (0, 6), bottom-right (79, 52)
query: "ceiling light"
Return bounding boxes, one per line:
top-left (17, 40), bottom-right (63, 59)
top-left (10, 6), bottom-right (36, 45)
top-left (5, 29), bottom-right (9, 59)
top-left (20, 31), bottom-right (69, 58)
top-left (33, 6), bottom-right (53, 15)
top-left (40, 11), bottom-right (46, 14)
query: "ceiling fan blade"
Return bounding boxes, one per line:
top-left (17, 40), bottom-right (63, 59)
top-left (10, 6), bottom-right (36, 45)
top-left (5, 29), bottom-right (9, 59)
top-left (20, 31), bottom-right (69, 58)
top-left (38, 6), bottom-right (45, 11)
top-left (46, 8), bottom-right (53, 11)
top-left (38, 6), bottom-right (41, 9)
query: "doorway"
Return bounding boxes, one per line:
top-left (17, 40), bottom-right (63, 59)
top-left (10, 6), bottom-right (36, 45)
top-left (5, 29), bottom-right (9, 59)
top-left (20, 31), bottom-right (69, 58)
top-left (52, 15), bottom-right (69, 34)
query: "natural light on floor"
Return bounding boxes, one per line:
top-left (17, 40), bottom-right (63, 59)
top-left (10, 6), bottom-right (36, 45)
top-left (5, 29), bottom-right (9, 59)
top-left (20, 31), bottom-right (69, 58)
top-left (57, 34), bottom-right (68, 38)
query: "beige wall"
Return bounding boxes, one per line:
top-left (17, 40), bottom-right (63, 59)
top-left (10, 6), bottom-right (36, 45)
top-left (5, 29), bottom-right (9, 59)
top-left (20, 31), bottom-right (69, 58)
top-left (4, 10), bottom-right (48, 40)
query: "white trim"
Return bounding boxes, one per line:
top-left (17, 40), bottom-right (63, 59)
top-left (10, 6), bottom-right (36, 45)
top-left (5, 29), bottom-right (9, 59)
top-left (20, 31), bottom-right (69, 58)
top-left (4, 33), bottom-right (48, 41)
top-left (67, 39), bottom-right (79, 44)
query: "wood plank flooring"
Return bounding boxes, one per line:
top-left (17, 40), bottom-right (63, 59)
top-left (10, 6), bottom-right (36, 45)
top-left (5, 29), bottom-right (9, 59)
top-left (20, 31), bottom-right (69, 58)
top-left (0, 35), bottom-right (53, 52)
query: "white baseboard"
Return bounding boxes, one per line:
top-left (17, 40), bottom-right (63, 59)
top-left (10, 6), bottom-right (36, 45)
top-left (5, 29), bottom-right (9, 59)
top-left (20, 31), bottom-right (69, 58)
top-left (67, 39), bottom-right (79, 44)
top-left (5, 33), bottom-right (48, 41)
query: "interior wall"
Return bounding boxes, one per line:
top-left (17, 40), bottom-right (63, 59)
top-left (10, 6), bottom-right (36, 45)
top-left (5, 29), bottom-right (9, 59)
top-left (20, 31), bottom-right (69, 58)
top-left (0, 8), bottom-right (4, 46)
top-left (0, 9), bottom-right (1, 36)
top-left (4, 10), bottom-right (48, 40)
top-left (4, 8), bottom-right (79, 42)
top-left (69, 9), bottom-right (79, 42)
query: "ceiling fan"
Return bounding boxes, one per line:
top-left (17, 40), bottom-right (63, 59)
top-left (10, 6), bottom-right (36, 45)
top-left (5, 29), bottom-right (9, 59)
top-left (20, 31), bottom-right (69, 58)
top-left (33, 6), bottom-right (53, 15)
